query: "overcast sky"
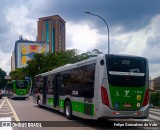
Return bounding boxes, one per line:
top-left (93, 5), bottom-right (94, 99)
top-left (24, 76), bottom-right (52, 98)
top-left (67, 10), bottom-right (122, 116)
top-left (0, 0), bottom-right (160, 79)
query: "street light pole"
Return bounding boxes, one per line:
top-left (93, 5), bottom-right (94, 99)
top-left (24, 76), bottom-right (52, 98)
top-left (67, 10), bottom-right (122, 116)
top-left (85, 11), bottom-right (110, 54)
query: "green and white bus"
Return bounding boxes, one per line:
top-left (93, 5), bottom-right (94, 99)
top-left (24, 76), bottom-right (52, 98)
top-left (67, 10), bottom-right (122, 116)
top-left (33, 54), bottom-right (149, 119)
top-left (6, 80), bottom-right (30, 99)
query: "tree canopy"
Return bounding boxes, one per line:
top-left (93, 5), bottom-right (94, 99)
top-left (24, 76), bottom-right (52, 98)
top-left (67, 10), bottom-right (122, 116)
top-left (9, 49), bottom-right (102, 80)
top-left (0, 68), bottom-right (7, 89)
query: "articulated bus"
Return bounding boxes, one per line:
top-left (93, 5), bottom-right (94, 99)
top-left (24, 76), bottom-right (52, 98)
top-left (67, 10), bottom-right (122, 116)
top-left (33, 54), bottom-right (149, 119)
top-left (6, 80), bottom-right (30, 99)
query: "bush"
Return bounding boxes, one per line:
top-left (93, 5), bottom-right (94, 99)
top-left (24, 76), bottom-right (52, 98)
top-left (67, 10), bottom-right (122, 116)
top-left (150, 92), bottom-right (160, 107)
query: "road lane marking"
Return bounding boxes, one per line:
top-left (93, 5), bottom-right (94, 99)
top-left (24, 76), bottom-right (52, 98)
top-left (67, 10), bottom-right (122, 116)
top-left (149, 111), bottom-right (160, 116)
top-left (0, 109), bottom-right (12, 111)
top-left (0, 98), bottom-right (20, 130)
top-left (0, 112), bottom-right (13, 114)
top-left (6, 98), bottom-right (20, 122)
top-left (150, 108), bottom-right (160, 112)
top-left (0, 98), bottom-right (5, 109)
top-left (1, 107), bottom-right (11, 109)
top-left (149, 114), bottom-right (160, 120)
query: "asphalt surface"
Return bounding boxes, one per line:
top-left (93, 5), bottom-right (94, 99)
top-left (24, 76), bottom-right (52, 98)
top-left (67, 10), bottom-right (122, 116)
top-left (0, 97), bottom-right (159, 130)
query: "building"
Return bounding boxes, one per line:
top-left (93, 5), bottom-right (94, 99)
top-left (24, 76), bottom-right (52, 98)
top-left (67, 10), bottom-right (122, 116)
top-left (149, 79), bottom-right (154, 90)
top-left (11, 51), bottom-right (15, 71)
top-left (37, 15), bottom-right (65, 53)
top-left (11, 39), bottom-right (49, 71)
top-left (153, 77), bottom-right (160, 91)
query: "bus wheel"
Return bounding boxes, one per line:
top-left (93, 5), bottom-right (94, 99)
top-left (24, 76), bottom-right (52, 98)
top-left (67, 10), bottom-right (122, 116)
top-left (64, 101), bottom-right (72, 120)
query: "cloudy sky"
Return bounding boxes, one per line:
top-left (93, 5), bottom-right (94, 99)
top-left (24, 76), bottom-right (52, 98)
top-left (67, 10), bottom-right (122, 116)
top-left (0, 0), bottom-right (160, 79)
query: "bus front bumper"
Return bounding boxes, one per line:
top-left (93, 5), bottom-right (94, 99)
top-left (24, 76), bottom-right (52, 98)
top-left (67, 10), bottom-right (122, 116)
top-left (13, 94), bottom-right (29, 98)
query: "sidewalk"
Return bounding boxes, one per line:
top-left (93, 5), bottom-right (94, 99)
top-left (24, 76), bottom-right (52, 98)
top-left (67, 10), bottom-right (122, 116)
top-left (150, 106), bottom-right (160, 109)
top-left (149, 108), bottom-right (160, 112)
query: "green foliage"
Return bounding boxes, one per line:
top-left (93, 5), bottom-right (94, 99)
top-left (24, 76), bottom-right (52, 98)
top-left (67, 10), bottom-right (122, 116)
top-left (9, 68), bottom-right (26, 80)
top-left (150, 92), bottom-right (160, 107)
top-left (0, 68), bottom-right (7, 89)
top-left (9, 49), bottom-right (102, 80)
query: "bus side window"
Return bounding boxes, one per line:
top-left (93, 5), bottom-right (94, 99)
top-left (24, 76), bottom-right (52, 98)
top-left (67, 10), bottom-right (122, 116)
top-left (83, 63), bottom-right (95, 98)
top-left (60, 73), bottom-right (70, 95)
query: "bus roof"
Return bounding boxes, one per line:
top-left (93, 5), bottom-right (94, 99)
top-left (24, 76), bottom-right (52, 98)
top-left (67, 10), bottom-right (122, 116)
top-left (34, 54), bottom-right (147, 77)
top-left (36, 56), bottom-right (98, 77)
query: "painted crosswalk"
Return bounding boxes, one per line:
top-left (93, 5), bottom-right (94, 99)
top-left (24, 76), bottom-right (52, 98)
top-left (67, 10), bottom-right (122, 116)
top-left (0, 98), bottom-right (159, 129)
top-left (0, 97), bottom-right (19, 130)
top-left (148, 108), bottom-right (160, 121)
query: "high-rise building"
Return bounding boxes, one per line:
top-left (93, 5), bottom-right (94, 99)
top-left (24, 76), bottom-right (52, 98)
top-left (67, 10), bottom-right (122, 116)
top-left (37, 15), bottom-right (65, 53)
top-left (154, 77), bottom-right (160, 91)
top-left (11, 38), bottom-right (49, 71)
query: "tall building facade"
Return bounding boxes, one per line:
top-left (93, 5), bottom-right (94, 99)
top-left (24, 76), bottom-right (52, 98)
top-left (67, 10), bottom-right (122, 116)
top-left (37, 15), bottom-right (65, 53)
top-left (11, 51), bottom-right (15, 71)
top-left (154, 77), bottom-right (160, 91)
top-left (11, 39), bottom-right (49, 71)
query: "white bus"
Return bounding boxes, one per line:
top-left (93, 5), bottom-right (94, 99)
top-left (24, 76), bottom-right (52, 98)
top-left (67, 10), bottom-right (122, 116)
top-left (33, 54), bottom-right (149, 119)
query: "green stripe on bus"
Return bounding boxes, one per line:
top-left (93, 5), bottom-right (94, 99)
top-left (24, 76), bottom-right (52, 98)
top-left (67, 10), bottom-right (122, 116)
top-left (71, 101), bottom-right (94, 116)
top-left (59, 99), bottom-right (64, 108)
top-left (47, 98), bottom-right (94, 116)
top-left (48, 98), bottom-right (54, 106)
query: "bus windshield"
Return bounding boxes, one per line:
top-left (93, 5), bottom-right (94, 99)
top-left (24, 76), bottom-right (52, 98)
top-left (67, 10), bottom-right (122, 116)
top-left (106, 55), bottom-right (147, 87)
top-left (16, 81), bottom-right (28, 89)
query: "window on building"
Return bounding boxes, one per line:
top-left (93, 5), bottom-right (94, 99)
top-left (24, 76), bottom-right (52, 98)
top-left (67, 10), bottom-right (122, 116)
top-left (46, 20), bottom-right (50, 42)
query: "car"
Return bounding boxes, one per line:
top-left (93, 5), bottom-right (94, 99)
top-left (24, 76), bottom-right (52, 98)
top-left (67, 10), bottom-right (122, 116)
top-left (0, 90), bottom-right (2, 99)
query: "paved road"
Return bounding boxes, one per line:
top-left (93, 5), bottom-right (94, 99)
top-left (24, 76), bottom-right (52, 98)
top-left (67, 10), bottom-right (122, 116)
top-left (0, 97), bottom-right (159, 130)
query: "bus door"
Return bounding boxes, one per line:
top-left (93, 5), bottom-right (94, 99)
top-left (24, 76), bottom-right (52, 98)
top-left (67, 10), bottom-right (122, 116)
top-left (43, 77), bottom-right (48, 104)
top-left (54, 74), bottom-right (60, 107)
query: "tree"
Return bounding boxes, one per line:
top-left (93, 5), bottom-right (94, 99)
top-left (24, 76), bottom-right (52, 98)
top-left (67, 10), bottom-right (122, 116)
top-left (80, 49), bottom-right (102, 59)
top-left (9, 68), bottom-right (25, 80)
top-left (9, 49), bottom-right (102, 80)
top-left (24, 49), bottom-right (85, 79)
top-left (0, 68), bottom-right (7, 89)
top-left (92, 49), bottom-right (103, 55)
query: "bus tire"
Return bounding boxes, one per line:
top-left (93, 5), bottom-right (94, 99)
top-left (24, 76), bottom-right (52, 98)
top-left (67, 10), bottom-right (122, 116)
top-left (64, 101), bottom-right (72, 120)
